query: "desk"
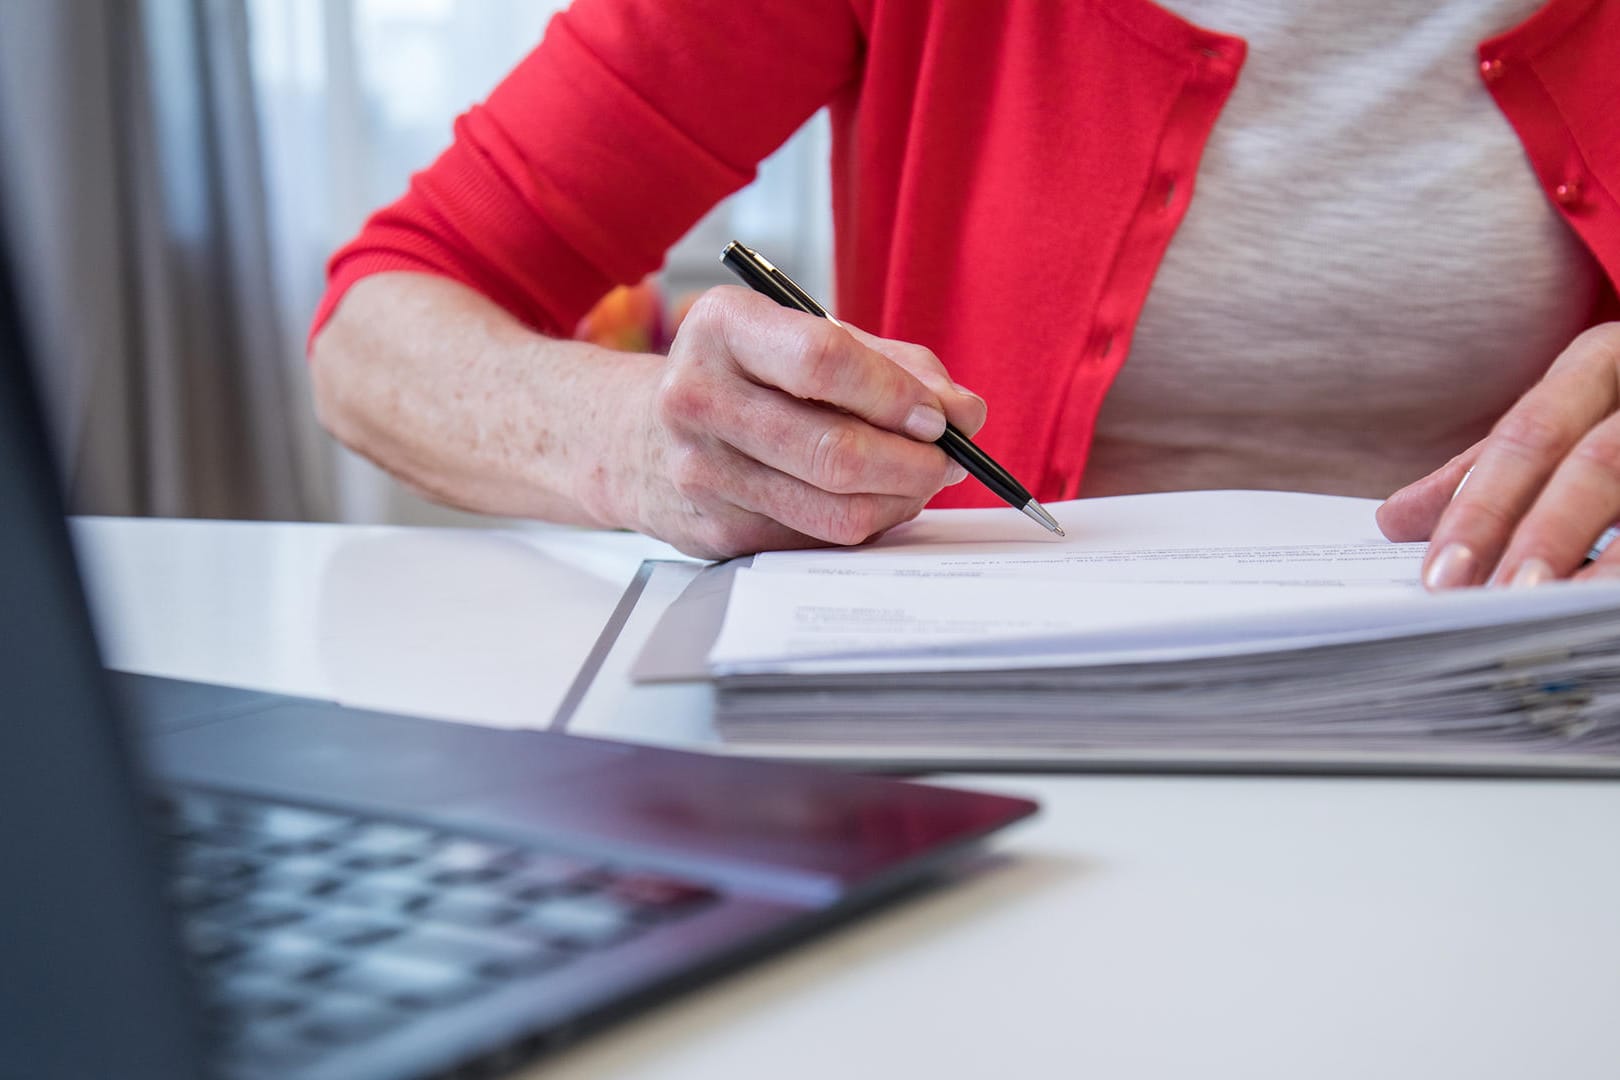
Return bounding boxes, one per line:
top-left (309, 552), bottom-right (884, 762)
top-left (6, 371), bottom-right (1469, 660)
top-left (75, 517), bottom-right (1620, 1079)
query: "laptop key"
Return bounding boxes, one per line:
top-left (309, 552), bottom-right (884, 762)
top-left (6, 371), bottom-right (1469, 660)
top-left (515, 895), bottom-right (639, 948)
top-left (239, 930), bottom-right (347, 981)
top-left (325, 872), bottom-right (429, 913)
top-left (341, 850), bottom-right (425, 872)
top-left (296, 993), bottom-right (405, 1046)
top-left (476, 943), bottom-right (573, 981)
top-left (217, 898), bottom-right (310, 932)
top-left (254, 853), bottom-right (347, 896)
top-left (298, 910), bottom-right (407, 948)
top-left (503, 854), bottom-right (599, 899)
top-left (384, 922), bottom-right (552, 972)
top-left (418, 888), bottom-right (524, 929)
top-left (213, 972), bottom-right (307, 1021)
top-left (323, 951), bottom-right (489, 1009)
top-left (422, 842), bottom-right (528, 887)
top-left (330, 823), bottom-right (440, 871)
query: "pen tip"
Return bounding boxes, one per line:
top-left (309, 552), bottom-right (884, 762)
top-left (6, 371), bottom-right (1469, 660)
top-left (1020, 499), bottom-right (1065, 537)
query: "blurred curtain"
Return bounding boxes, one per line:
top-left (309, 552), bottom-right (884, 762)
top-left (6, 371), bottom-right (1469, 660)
top-left (0, 0), bottom-right (831, 525)
top-left (0, 0), bottom-right (330, 519)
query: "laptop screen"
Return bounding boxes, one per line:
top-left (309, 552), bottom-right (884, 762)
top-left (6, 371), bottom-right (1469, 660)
top-left (0, 218), bottom-right (209, 1078)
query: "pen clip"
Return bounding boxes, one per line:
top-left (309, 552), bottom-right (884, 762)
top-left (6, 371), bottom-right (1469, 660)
top-left (721, 241), bottom-right (834, 322)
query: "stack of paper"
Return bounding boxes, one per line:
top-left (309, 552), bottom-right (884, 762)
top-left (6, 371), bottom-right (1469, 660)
top-left (699, 492), bottom-right (1620, 764)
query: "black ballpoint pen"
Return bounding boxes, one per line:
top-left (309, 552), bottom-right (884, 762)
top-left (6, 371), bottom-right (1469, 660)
top-left (721, 241), bottom-right (1065, 537)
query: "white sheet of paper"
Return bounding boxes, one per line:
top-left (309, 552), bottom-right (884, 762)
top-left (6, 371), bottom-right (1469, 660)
top-left (754, 540), bottom-right (1428, 586)
top-left (754, 489), bottom-right (1391, 567)
top-left (752, 490), bottom-right (1423, 584)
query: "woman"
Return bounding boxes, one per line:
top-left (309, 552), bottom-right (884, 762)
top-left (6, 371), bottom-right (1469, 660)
top-left (309, 0), bottom-right (1620, 587)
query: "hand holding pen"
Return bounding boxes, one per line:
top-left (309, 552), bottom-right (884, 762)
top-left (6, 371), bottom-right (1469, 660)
top-left (722, 242), bottom-right (1062, 536)
top-left (638, 256), bottom-right (992, 558)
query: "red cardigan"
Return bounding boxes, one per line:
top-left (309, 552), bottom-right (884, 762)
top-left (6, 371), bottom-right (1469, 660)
top-left (315, 0), bottom-right (1620, 508)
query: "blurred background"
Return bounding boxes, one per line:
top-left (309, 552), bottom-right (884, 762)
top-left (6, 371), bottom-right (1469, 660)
top-left (0, 0), bottom-right (832, 526)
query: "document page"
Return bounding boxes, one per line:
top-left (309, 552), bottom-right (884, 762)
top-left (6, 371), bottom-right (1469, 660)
top-left (752, 490), bottom-right (1417, 584)
top-left (709, 571), bottom-right (1401, 672)
top-left (755, 541), bottom-right (1427, 586)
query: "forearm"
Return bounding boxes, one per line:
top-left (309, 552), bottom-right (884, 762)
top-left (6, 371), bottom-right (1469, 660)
top-left (312, 274), bottom-right (983, 558)
top-left (309, 272), bottom-right (657, 527)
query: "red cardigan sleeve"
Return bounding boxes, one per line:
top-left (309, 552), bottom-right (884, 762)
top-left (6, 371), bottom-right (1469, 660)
top-left (311, 0), bottom-right (863, 343)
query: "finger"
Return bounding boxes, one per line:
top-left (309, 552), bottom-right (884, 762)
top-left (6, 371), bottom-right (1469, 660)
top-left (668, 439), bottom-right (927, 547)
top-left (660, 441), bottom-right (836, 557)
top-left (734, 465), bottom-right (929, 547)
top-left (842, 325), bottom-right (989, 437)
top-left (1375, 441), bottom-right (1483, 542)
top-left (698, 287), bottom-right (950, 443)
top-left (1573, 526), bottom-right (1620, 582)
top-left (1421, 363), bottom-right (1619, 589)
top-left (670, 501), bottom-right (831, 560)
top-left (709, 379), bottom-right (966, 498)
top-left (1490, 413), bottom-right (1620, 585)
top-left (656, 359), bottom-right (964, 497)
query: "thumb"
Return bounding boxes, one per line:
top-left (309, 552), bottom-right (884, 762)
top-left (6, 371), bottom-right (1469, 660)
top-left (1375, 441), bottom-right (1483, 542)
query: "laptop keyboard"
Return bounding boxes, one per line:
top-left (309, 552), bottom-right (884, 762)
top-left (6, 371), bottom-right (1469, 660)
top-left (152, 789), bottom-right (720, 1068)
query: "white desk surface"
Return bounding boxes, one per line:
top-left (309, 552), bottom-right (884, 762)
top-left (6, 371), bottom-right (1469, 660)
top-left (75, 516), bottom-right (1620, 1080)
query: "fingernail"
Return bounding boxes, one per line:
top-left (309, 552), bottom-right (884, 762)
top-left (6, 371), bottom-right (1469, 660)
top-left (1423, 542), bottom-right (1477, 590)
top-left (945, 463), bottom-right (968, 485)
top-left (952, 381), bottom-right (986, 406)
top-left (1508, 557), bottom-right (1553, 588)
top-left (904, 403), bottom-right (947, 441)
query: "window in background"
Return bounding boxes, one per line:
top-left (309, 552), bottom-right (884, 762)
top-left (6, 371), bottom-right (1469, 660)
top-left (246, 0), bottom-right (832, 525)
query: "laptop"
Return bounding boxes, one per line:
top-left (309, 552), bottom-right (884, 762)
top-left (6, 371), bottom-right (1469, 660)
top-left (0, 227), bottom-right (1037, 1079)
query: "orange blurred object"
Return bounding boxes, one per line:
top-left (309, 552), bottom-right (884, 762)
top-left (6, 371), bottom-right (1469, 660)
top-left (574, 279), bottom-right (664, 352)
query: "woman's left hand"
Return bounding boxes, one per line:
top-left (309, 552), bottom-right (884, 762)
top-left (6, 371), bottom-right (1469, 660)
top-left (1377, 322), bottom-right (1620, 589)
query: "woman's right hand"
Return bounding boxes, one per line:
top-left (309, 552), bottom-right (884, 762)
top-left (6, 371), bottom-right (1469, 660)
top-left (620, 285), bottom-right (986, 558)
